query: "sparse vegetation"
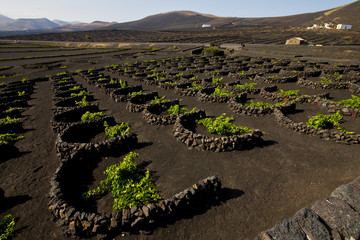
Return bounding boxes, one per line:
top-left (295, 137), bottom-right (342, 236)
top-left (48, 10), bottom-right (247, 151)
top-left (128, 90), bottom-right (142, 96)
top-left (187, 83), bottom-right (203, 90)
top-left (0, 116), bottom-right (21, 125)
top-left (197, 114), bottom-right (253, 136)
top-left (56, 72), bottom-right (67, 76)
top-left (233, 83), bottom-right (257, 89)
top-left (338, 95), bottom-right (360, 108)
top-left (166, 105), bottom-right (195, 115)
top-left (0, 133), bottom-right (24, 144)
top-left (81, 111), bottom-right (106, 122)
top-left (202, 47), bottom-right (221, 55)
top-left (69, 85), bottom-right (81, 91)
top-left (118, 80), bottom-right (128, 88)
top-left (150, 96), bottom-right (170, 104)
top-left (5, 107), bottom-right (25, 112)
top-left (104, 121), bottom-right (130, 139)
top-left (75, 96), bottom-right (89, 106)
top-left (278, 89), bottom-right (299, 97)
top-left (269, 75), bottom-right (278, 79)
top-left (71, 90), bottom-right (89, 96)
top-left (320, 76), bottom-right (333, 84)
top-left (22, 77), bottom-right (30, 83)
top-left (211, 76), bottom-right (223, 84)
top-left (83, 152), bottom-right (161, 211)
top-left (306, 111), bottom-right (354, 134)
top-left (211, 87), bottom-right (233, 96)
top-left (0, 214), bottom-right (15, 239)
top-left (236, 97), bottom-right (283, 108)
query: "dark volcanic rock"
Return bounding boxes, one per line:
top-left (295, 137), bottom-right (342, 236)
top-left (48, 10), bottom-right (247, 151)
top-left (293, 208), bottom-right (332, 240)
top-left (311, 197), bottom-right (360, 240)
top-left (259, 218), bottom-right (307, 240)
top-left (331, 183), bottom-right (360, 212)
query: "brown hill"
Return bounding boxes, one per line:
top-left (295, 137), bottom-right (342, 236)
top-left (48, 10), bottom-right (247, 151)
top-left (1, 18), bottom-right (60, 31)
top-left (302, 0), bottom-right (360, 29)
top-left (102, 11), bottom-right (218, 30)
top-left (58, 21), bottom-right (118, 31)
top-left (104, 1), bottom-right (360, 31)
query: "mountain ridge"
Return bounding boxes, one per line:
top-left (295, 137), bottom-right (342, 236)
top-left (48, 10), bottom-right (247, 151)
top-left (2, 18), bottom-right (59, 31)
top-left (0, 1), bottom-right (358, 34)
top-left (103, 1), bottom-right (360, 30)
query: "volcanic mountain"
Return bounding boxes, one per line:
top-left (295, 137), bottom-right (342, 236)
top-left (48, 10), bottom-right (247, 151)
top-left (103, 1), bottom-right (360, 31)
top-left (0, 0), bottom-right (359, 34)
top-left (101, 11), bottom-right (218, 30)
top-left (1, 18), bottom-right (59, 31)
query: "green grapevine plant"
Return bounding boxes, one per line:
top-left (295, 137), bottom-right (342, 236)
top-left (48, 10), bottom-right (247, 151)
top-left (197, 114), bottom-right (253, 136)
top-left (0, 214), bottom-right (15, 240)
top-left (83, 152), bottom-right (161, 210)
top-left (81, 111), bottom-right (106, 122)
top-left (104, 121), bottom-right (130, 139)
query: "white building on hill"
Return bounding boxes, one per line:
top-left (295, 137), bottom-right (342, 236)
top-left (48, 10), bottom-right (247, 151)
top-left (337, 24), bottom-right (352, 30)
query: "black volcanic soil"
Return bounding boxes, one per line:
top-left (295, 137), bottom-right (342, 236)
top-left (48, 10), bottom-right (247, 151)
top-left (0, 39), bottom-right (359, 240)
top-left (3, 27), bottom-right (360, 46)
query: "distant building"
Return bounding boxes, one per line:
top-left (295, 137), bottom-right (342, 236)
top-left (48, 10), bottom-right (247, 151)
top-left (202, 24), bottom-right (211, 28)
top-left (307, 23), bottom-right (337, 30)
top-left (337, 24), bottom-right (352, 30)
top-left (285, 37), bottom-right (308, 45)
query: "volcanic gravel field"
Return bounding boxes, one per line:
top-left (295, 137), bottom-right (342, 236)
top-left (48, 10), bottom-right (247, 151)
top-left (0, 38), bottom-right (359, 240)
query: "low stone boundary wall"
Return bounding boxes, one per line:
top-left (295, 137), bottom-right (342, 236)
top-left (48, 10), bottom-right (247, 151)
top-left (48, 150), bottom-right (222, 238)
top-left (125, 92), bottom-right (159, 113)
top-left (197, 88), bottom-right (234, 103)
top-left (254, 75), bottom-right (298, 84)
top-left (173, 111), bottom-right (263, 152)
top-left (53, 95), bottom-right (94, 109)
top-left (53, 88), bottom-right (88, 99)
top-left (297, 78), bottom-right (351, 89)
top-left (48, 71), bottom-right (224, 238)
top-left (142, 101), bottom-right (180, 125)
top-left (260, 86), bottom-right (329, 104)
top-left (256, 177), bottom-right (360, 240)
top-left (174, 84), bottom-right (201, 97)
top-left (314, 98), bottom-right (360, 118)
top-left (55, 118), bottom-right (137, 158)
top-left (110, 86), bottom-right (143, 102)
top-left (51, 105), bottom-right (100, 133)
top-left (228, 98), bottom-right (296, 116)
top-left (274, 109), bottom-right (360, 144)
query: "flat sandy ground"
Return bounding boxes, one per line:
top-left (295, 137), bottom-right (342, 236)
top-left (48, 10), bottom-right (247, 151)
top-left (0, 40), bottom-right (359, 240)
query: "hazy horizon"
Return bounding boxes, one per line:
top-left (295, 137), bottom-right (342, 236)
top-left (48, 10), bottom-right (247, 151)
top-left (1, 0), bottom-right (357, 23)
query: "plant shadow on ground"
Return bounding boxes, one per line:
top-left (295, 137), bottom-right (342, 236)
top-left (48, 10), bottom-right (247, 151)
top-left (0, 194), bottom-right (32, 213)
top-left (285, 109), bottom-right (305, 116)
top-left (0, 150), bottom-right (30, 164)
top-left (13, 225), bottom-right (30, 238)
top-left (257, 140), bottom-right (278, 148)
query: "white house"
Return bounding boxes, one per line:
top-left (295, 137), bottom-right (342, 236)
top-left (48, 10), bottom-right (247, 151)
top-left (337, 24), bottom-right (352, 30)
top-left (202, 24), bottom-right (211, 28)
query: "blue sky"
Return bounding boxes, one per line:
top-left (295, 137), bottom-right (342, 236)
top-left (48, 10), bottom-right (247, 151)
top-left (1, 0), bottom-right (356, 23)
